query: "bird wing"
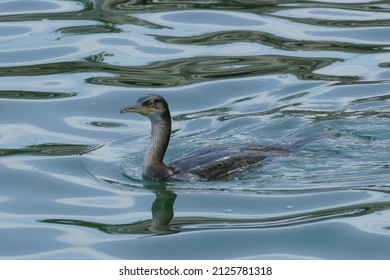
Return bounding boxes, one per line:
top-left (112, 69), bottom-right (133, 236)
top-left (170, 145), bottom-right (290, 180)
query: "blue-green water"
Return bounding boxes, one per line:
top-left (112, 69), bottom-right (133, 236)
top-left (1, 0), bottom-right (390, 259)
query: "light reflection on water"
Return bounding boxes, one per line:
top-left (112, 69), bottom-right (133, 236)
top-left (0, 0), bottom-right (390, 259)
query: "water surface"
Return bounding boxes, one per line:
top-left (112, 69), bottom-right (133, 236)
top-left (0, 0), bottom-right (390, 259)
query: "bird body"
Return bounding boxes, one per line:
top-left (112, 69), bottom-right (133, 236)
top-left (121, 94), bottom-right (328, 181)
top-left (169, 145), bottom-right (289, 181)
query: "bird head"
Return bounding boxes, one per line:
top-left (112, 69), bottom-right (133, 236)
top-left (120, 94), bottom-right (170, 120)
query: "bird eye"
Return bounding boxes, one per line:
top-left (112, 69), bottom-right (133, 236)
top-left (148, 100), bottom-right (155, 106)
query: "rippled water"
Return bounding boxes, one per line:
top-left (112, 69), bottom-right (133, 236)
top-left (0, 0), bottom-right (390, 259)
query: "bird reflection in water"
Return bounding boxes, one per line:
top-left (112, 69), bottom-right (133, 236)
top-left (41, 180), bottom-right (178, 234)
top-left (40, 177), bottom-right (373, 236)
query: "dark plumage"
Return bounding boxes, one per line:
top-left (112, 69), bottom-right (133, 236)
top-left (120, 94), bottom-right (328, 181)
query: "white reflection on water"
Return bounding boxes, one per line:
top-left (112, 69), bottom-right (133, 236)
top-left (0, 0), bottom-right (82, 16)
top-left (0, 124), bottom-right (93, 146)
top-left (273, 7), bottom-right (390, 21)
top-left (56, 195), bottom-right (134, 209)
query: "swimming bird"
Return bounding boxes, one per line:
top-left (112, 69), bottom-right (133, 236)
top-left (120, 94), bottom-right (330, 181)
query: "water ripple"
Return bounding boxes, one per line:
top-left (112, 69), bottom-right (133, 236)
top-left (1, 0), bottom-right (390, 260)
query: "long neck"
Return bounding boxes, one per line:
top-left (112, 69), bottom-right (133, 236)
top-left (144, 112), bottom-right (173, 179)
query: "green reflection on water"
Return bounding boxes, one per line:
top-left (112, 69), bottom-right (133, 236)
top-left (0, 55), bottom-right (347, 88)
top-left (0, 143), bottom-right (101, 156)
top-left (0, 90), bottom-right (76, 99)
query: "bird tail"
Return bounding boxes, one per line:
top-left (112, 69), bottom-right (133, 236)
top-left (289, 131), bottom-right (336, 152)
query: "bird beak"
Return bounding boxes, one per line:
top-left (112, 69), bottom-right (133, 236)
top-left (120, 104), bottom-right (154, 116)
